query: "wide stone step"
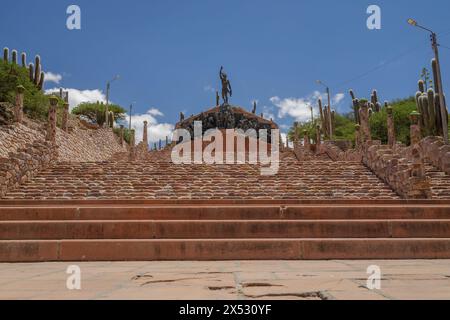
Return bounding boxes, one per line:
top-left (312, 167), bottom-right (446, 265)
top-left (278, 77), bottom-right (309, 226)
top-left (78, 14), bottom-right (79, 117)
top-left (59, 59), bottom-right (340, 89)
top-left (2, 220), bottom-right (450, 240)
top-left (1, 204), bottom-right (449, 221)
top-left (1, 239), bottom-right (450, 262)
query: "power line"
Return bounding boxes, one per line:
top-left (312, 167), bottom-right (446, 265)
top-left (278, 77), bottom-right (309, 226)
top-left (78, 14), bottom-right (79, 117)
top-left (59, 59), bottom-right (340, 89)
top-left (333, 43), bottom-right (428, 91)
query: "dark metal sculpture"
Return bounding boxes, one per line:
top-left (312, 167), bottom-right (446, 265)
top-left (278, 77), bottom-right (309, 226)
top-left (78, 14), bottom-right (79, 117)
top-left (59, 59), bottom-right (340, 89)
top-left (220, 66), bottom-right (232, 105)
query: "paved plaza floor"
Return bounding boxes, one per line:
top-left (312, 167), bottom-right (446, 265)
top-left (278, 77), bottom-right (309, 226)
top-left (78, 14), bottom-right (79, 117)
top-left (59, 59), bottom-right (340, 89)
top-left (0, 260), bottom-right (449, 300)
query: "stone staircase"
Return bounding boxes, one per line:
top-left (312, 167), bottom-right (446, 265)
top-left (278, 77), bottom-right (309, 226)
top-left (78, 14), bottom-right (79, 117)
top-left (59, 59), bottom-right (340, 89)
top-left (0, 201), bottom-right (449, 261)
top-left (425, 163), bottom-right (450, 199)
top-left (3, 157), bottom-right (399, 200)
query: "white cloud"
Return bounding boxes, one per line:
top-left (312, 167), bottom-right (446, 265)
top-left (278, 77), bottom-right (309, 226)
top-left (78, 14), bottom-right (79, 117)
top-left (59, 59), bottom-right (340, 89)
top-left (262, 105), bottom-right (275, 121)
top-left (147, 108), bottom-right (164, 117)
top-left (280, 132), bottom-right (294, 148)
top-left (45, 87), bottom-right (106, 111)
top-left (121, 109), bottom-right (174, 145)
top-left (44, 72), bottom-right (62, 84)
top-left (203, 85), bottom-right (216, 93)
top-left (270, 91), bottom-right (345, 123)
top-left (333, 93), bottom-right (345, 105)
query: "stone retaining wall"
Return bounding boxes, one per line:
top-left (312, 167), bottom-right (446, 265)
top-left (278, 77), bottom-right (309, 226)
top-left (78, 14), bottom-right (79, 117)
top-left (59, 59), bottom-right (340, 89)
top-left (319, 141), bottom-right (363, 162)
top-left (362, 142), bottom-right (431, 199)
top-left (420, 136), bottom-right (450, 175)
top-left (0, 139), bottom-right (57, 197)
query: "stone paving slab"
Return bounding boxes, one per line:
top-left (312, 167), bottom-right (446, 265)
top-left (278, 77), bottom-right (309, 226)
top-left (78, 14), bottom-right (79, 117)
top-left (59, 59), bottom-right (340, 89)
top-left (0, 260), bottom-right (449, 300)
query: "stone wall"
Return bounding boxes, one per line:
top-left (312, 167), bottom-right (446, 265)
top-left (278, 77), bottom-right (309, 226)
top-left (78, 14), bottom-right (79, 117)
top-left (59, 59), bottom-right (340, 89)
top-left (0, 123), bottom-right (45, 158)
top-left (0, 106), bottom-right (128, 197)
top-left (420, 136), bottom-right (450, 175)
top-left (362, 142), bottom-right (431, 199)
top-left (0, 139), bottom-right (57, 198)
top-left (319, 141), bottom-right (363, 162)
top-left (56, 117), bottom-right (128, 162)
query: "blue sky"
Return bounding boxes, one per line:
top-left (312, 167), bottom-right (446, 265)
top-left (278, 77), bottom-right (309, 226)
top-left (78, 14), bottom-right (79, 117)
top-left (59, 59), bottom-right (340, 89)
top-left (2, 0), bottom-right (450, 142)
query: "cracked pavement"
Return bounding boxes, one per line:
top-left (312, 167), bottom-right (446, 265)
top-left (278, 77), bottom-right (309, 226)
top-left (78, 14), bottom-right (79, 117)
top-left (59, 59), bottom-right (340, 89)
top-left (0, 260), bottom-right (449, 300)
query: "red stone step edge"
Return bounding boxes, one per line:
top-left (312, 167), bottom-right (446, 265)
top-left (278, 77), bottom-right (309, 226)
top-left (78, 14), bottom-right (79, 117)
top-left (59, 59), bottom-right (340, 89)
top-left (1, 239), bottom-right (450, 262)
top-left (1, 220), bottom-right (450, 240)
top-left (1, 205), bottom-right (449, 221)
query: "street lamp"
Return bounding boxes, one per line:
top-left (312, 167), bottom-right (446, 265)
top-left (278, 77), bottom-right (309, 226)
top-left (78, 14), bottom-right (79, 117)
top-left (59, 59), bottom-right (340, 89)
top-left (316, 80), bottom-right (333, 139)
top-left (408, 18), bottom-right (448, 144)
top-left (105, 75), bottom-right (120, 127)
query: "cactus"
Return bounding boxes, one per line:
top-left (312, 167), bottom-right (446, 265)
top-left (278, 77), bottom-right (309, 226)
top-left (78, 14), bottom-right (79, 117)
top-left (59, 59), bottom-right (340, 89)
top-left (318, 99), bottom-right (330, 138)
top-left (349, 89), bottom-right (356, 101)
top-left (432, 59), bottom-right (439, 94)
top-left (11, 50), bottom-right (17, 64)
top-left (418, 80), bottom-right (425, 93)
top-left (108, 111), bottom-right (114, 128)
top-left (3, 47), bottom-right (8, 62)
top-left (435, 93), bottom-right (446, 136)
top-left (371, 90), bottom-right (381, 112)
top-left (34, 55), bottom-right (41, 85)
top-left (38, 72), bottom-right (45, 91)
top-left (95, 108), bottom-right (106, 126)
top-left (353, 99), bottom-right (360, 124)
top-left (419, 95), bottom-right (430, 135)
top-left (427, 88), bottom-right (436, 135)
top-left (21, 52), bottom-right (26, 67)
top-left (28, 63), bottom-right (34, 82)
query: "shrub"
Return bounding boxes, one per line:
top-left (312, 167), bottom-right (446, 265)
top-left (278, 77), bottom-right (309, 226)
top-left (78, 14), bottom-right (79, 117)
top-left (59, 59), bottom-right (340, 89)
top-left (0, 59), bottom-right (49, 120)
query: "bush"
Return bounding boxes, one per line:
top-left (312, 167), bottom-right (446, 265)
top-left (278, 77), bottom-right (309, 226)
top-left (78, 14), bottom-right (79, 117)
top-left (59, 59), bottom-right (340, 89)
top-left (72, 102), bottom-right (126, 126)
top-left (113, 126), bottom-right (132, 144)
top-left (0, 60), bottom-right (50, 120)
top-left (370, 97), bottom-right (417, 145)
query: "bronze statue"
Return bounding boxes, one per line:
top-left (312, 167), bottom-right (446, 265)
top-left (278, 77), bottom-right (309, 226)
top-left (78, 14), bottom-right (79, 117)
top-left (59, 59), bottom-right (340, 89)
top-left (216, 91), bottom-right (220, 106)
top-left (252, 101), bottom-right (257, 114)
top-left (219, 66), bottom-right (232, 105)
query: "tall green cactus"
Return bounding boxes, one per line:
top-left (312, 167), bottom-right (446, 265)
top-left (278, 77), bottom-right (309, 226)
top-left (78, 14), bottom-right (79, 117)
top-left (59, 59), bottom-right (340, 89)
top-left (418, 80), bottom-right (425, 93)
top-left (38, 72), bottom-right (45, 91)
top-left (427, 88), bottom-right (436, 135)
top-left (3, 47), bottom-right (8, 62)
top-left (371, 90), bottom-right (381, 112)
top-left (21, 52), bottom-right (26, 67)
top-left (34, 55), bottom-right (41, 85)
top-left (432, 59), bottom-right (439, 94)
top-left (349, 89), bottom-right (360, 124)
top-left (11, 50), bottom-right (17, 64)
top-left (28, 63), bottom-right (34, 82)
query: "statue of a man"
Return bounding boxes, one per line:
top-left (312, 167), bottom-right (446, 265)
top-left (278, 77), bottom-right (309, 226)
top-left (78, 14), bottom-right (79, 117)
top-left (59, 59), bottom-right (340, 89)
top-left (219, 66), bottom-right (232, 105)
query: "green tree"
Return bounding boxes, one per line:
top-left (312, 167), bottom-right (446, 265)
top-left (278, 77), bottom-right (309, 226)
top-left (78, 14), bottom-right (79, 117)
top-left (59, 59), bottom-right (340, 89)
top-left (72, 102), bottom-right (126, 126)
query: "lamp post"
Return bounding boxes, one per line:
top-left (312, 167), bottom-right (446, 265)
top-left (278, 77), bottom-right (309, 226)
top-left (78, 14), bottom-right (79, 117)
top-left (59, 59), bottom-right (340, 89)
top-left (316, 80), bottom-right (333, 139)
top-left (105, 75), bottom-right (120, 127)
top-left (408, 18), bottom-right (448, 144)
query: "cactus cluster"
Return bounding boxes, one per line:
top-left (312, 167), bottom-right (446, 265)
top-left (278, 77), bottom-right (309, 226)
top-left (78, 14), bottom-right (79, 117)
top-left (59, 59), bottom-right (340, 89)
top-left (317, 98), bottom-right (335, 139)
top-left (414, 59), bottom-right (448, 137)
top-left (95, 102), bottom-right (106, 126)
top-left (370, 90), bottom-right (382, 113)
top-left (3, 47), bottom-right (45, 91)
top-left (349, 89), bottom-right (387, 124)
